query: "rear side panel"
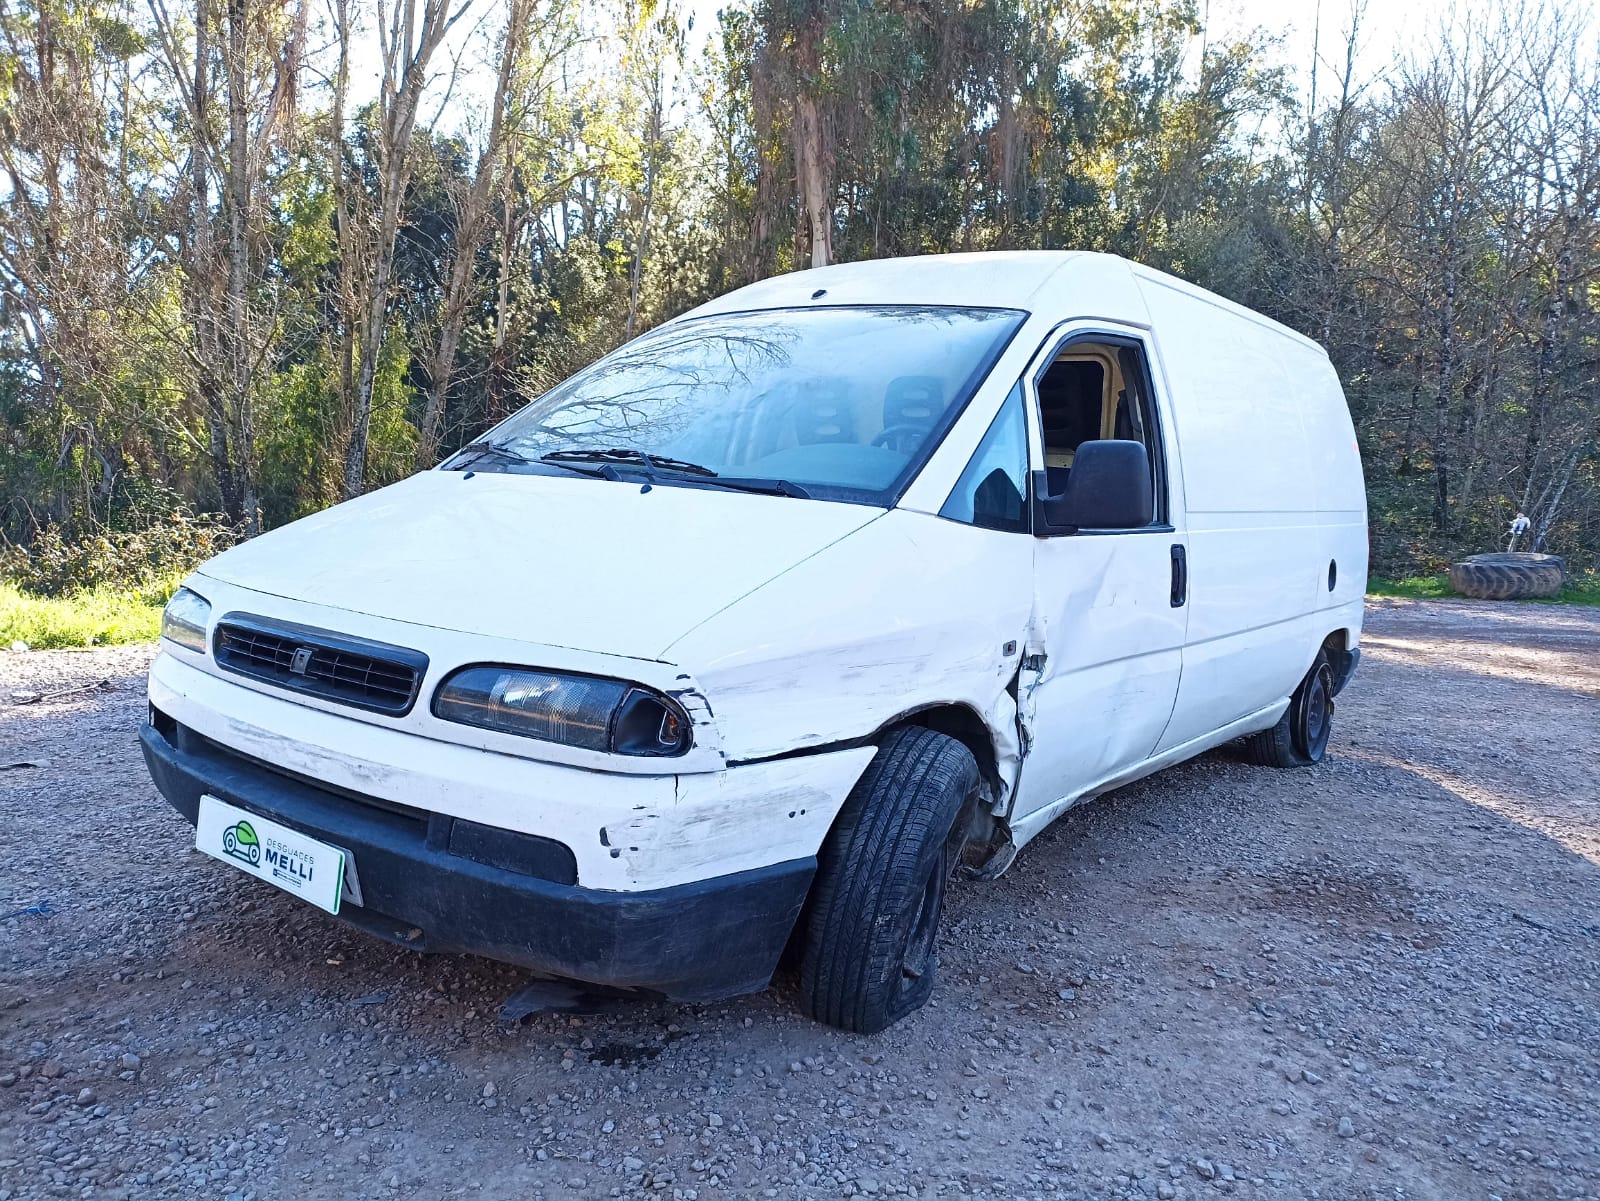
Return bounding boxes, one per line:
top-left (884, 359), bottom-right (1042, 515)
top-left (1137, 274), bottom-right (1366, 755)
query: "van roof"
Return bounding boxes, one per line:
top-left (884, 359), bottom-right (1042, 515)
top-left (680, 250), bottom-right (1327, 357)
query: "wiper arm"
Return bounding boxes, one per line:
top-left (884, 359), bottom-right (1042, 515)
top-left (454, 440), bottom-right (615, 479)
top-left (540, 447), bottom-right (718, 477)
top-left (537, 447), bottom-right (809, 498)
top-left (453, 439), bottom-right (592, 476)
top-left (688, 475), bottom-right (811, 499)
top-left (454, 440), bottom-right (531, 468)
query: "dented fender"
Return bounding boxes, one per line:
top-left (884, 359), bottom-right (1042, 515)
top-left (662, 509), bottom-right (1035, 808)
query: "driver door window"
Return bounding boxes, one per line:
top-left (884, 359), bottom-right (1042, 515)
top-left (1035, 342), bottom-right (1166, 526)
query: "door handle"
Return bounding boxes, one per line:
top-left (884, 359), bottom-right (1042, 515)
top-left (1170, 544), bottom-right (1187, 607)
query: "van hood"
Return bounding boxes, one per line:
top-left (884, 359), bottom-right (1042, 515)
top-left (196, 471), bottom-right (881, 661)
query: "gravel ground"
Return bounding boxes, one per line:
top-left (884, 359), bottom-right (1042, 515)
top-left (1, 598), bottom-right (1597, 1201)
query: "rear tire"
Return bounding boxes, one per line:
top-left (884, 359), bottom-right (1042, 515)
top-left (1241, 652), bottom-right (1335, 768)
top-left (798, 727), bottom-right (977, 1034)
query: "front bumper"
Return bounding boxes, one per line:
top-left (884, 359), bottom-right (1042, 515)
top-left (141, 718), bottom-right (813, 1001)
top-left (146, 649), bottom-right (872, 891)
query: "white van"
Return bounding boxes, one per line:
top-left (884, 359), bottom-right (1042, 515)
top-left (142, 251), bottom-right (1366, 1033)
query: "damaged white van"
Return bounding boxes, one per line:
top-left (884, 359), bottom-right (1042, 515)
top-left (142, 251), bottom-right (1366, 1033)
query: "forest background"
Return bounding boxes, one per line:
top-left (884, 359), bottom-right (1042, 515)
top-left (3, 0), bottom-right (1599, 640)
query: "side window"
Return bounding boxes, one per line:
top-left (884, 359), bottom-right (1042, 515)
top-left (939, 383), bottom-right (1029, 533)
top-left (1034, 337), bottom-right (1166, 528)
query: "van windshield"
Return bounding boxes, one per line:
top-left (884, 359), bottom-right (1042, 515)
top-left (454, 305), bottom-right (1026, 504)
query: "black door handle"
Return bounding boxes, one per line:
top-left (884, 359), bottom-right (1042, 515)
top-left (1170, 544), bottom-right (1187, 607)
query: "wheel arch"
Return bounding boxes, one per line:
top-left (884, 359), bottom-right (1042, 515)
top-left (1321, 627), bottom-right (1360, 696)
top-left (879, 702), bottom-right (1003, 804)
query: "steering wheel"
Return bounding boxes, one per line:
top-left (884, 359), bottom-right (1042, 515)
top-left (871, 423), bottom-right (928, 454)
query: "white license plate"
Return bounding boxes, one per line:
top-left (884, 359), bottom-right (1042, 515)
top-left (196, 795), bottom-right (350, 915)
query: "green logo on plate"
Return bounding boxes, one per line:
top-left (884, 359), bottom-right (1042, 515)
top-left (222, 819), bottom-right (261, 866)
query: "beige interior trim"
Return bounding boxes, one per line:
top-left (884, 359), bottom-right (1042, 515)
top-left (1045, 345), bottom-right (1125, 465)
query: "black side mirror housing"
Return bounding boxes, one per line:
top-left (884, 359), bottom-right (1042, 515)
top-left (1032, 439), bottom-right (1154, 534)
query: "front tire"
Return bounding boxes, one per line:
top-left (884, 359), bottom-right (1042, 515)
top-left (1241, 651), bottom-right (1336, 768)
top-left (799, 727), bottom-right (977, 1034)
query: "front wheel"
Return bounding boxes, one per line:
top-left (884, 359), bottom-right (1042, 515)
top-left (798, 727), bottom-right (977, 1034)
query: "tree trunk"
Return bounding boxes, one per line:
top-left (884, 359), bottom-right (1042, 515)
top-left (792, 10), bottom-right (831, 270)
top-left (224, 0), bottom-right (258, 532)
top-left (1520, 228), bottom-right (1570, 512)
top-left (416, 0), bottom-right (527, 469)
top-left (344, 0), bottom-right (470, 498)
top-left (188, 0), bottom-right (238, 518)
top-left (1432, 209), bottom-right (1458, 533)
top-left (795, 91), bottom-right (831, 269)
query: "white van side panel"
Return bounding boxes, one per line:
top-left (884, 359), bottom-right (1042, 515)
top-left (1293, 340), bottom-right (1371, 628)
top-left (1136, 275), bottom-right (1366, 751)
top-left (1141, 282), bottom-right (1318, 516)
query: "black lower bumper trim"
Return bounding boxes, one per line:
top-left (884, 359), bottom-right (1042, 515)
top-left (140, 720), bottom-right (813, 1001)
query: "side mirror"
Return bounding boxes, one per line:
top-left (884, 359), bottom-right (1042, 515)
top-left (1032, 440), bottom-right (1153, 534)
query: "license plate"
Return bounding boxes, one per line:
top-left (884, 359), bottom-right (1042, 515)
top-left (196, 795), bottom-right (349, 915)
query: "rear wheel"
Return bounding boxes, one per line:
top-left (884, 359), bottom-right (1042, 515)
top-left (799, 727), bottom-right (977, 1034)
top-left (1241, 652), bottom-right (1335, 768)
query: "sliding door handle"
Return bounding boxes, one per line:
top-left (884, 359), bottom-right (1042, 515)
top-left (1170, 544), bottom-right (1187, 607)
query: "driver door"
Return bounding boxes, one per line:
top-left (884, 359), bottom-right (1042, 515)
top-left (1008, 324), bottom-right (1189, 825)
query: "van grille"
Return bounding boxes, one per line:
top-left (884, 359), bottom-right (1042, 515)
top-left (213, 616), bottom-right (428, 716)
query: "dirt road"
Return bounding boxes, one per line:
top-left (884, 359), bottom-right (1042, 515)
top-left (2, 599), bottom-right (1597, 1201)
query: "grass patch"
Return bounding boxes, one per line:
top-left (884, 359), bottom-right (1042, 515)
top-left (1366, 575), bottom-right (1453, 600)
top-left (0, 580), bottom-right (176, 649)
top-left (1369, 571), bottom-right (1600, 606)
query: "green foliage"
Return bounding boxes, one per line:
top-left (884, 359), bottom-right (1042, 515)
top-left (1368, 573), bottom-right (1600, 607)
top-left (1366, 576), bottom-right (1454, 601)
top-left (1560, 573), bottom-right (1600, 606)
top-left (2, 0), bottom-right (1596, 585)
top-left (256, 357), bottom-right (341, 528)
top-left (0, 582), bottom-right (169, 648)
top-left (0, 512), bottom-right (239, 597)
top-left (367, 324), bottom-right (421, 489)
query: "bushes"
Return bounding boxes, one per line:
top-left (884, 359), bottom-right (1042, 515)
top-left (0, 511), bottom-right (240, 598)
top-left (0, 510), bottom-right (240, 647)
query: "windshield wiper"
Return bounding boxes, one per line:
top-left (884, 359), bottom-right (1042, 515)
top-left (455, 440), bottom-right (610, 478)
top-left (540, 448), bottom-right (718, 476)
top-left (540, 448), bottom-right (810, 498)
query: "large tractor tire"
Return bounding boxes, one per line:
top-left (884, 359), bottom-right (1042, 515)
top-left (1447, 552), bottom-right (1565, 600)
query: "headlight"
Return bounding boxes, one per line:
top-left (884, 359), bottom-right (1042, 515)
top-left (161, 587), bottom-right (211, 653)
top-left (433, 666), bottom-right (691, 757)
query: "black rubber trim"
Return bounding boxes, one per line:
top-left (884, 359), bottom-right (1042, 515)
top-left (1330, 646), bottom-right (1361, 696)
top-left (140, 719), bottom-right (812, 1001)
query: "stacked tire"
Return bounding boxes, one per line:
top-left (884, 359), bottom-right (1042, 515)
top-left (1447, 552), bottom-right (1566, 600)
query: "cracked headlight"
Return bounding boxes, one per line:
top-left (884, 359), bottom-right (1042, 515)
top-left (433, 666), bottom-right (691, 756)
top-left (160, 587), bottom-right (211, 654)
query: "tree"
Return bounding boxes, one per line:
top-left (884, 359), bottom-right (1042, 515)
top-left (338, 0), bottom-right (472, 498)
